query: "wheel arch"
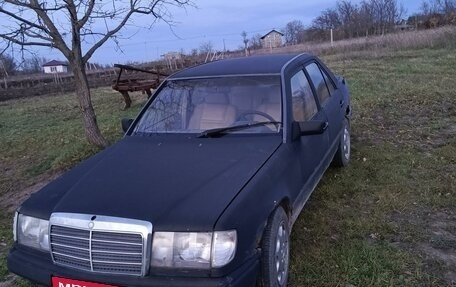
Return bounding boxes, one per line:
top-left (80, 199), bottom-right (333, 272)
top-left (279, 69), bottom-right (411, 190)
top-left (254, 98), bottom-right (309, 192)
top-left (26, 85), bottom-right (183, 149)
top-left (257, 197), bottom-right (292, 248)
top-left (256, 198), bottom-right (291, 287)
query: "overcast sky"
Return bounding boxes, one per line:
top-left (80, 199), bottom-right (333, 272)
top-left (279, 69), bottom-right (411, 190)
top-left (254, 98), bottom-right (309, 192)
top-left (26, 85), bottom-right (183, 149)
top-left (3, 0), bottom-right (422, 65)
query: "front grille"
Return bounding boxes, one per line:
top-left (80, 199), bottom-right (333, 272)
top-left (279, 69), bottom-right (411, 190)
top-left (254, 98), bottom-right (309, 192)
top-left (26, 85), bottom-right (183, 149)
top-left (49, 214), bottom-right (152, 276)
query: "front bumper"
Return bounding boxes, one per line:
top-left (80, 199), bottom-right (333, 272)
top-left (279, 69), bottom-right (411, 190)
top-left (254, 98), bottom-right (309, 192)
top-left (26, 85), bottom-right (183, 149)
top-left (8, 245), bottom-right (259, 287)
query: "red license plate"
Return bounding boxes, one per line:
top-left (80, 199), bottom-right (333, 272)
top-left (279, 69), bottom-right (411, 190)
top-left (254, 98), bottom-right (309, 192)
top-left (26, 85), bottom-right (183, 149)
top-left (52, 276), bottom-right (118, 287)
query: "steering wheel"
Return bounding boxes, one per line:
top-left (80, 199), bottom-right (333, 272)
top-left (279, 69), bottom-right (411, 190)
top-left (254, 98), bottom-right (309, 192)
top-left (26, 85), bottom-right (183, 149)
top-left (236, 110), bottom-right (280, 129)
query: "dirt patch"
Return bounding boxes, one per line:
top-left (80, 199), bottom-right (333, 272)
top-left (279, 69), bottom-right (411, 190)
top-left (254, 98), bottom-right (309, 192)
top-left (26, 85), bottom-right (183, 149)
top-left (422, 214), bottom-right (456, 284)
top-left (419, 243), bottom-right (456, 285)
top-left (0, 174), bottom-right (60, 287)
top-left (0, 275), bottom-right (17, 287)
top-left (420, 243), bottom-right (456, 265)
top-left (0, 173), bottom-right (61, 213)
top-left (390, 211), bottom-right (456, 285)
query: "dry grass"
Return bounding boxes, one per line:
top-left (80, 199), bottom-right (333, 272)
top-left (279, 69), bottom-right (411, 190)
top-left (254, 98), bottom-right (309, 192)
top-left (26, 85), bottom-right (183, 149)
top-left (252, 26), bottom-right (456, 59)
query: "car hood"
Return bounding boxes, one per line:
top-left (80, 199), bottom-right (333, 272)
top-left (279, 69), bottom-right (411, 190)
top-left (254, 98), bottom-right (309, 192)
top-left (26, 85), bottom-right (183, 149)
top-left (21, 135), bottom-right (282, 231)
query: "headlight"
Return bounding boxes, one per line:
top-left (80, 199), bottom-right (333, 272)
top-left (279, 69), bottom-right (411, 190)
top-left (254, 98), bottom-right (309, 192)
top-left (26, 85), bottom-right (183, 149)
top-left (212, 231), bottom-right (237, 267)
top-left (151, 230), bottom-right (236, 269)
top-left (16, 214), bottom-right (49, 251)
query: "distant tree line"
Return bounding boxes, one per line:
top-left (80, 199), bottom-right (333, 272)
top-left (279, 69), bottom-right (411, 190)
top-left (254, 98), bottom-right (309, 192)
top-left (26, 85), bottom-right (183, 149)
top-left (275, 0), bottom-right (455, 46)
top-left (280, 0), bottom-right (405, 44)
top-left (409, 0), bottom-right (456, 28)
top-left (0, 54), bottom-right (16, 77)
top-left (0, 55), bottom-right (48, 76)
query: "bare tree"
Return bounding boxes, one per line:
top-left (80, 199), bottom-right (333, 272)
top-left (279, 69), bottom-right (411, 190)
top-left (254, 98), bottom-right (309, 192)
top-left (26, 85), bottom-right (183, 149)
top-left (337, 1), bottom-right (358, 38)
top-left (190, 48), bottom-right (198, 57)
top-left (422, 0), bottom-right (456, 15)
top-left (309, 0), bottom-right (404, 41)
top-left (435, 0), bottom-right (455, 13)
top-left (241, 31), bottom-right (249, 56)
top-left (359, 1), bottom-right (375, 36)
top-left (366, 0), bottom-right (404, 35)
top-left (313, 8), bottom-right (341, 30)
top-left (249, 34), bottom-right (262, 50)
top-left (311, 8), bottom-right (341, 41)
top-left (419, 0), bottom-right (456, 27)
top-left (283, 20), bottom-right (306, 45)
top-left (0, 53), bottom-right (16, 76)
top-left (22, 56), bottom-right (48, 74)
top-left (199, 41), bottom-right (214, 55)
top-left (0, 0), bottom-right (191, 147)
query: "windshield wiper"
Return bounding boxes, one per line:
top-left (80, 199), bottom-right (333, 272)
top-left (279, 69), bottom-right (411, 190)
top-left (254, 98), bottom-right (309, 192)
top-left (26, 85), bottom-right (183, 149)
top-left (198, 121), bottom-right (281, 138)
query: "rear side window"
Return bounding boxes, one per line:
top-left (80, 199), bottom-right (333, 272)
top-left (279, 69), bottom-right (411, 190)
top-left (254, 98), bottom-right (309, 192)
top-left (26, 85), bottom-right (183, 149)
top-left (305, 63), bottom-right (331, 105)
top-left (290, 71), bottom-right (318, 121)
top-left (321, 68), bottom-right (336, 96)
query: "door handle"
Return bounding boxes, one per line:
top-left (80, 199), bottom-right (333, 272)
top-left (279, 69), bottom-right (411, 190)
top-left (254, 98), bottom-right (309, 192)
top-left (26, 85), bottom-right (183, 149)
top-left (323, 122), bottom-right (329, 131)
top-left (340, 100), bottom-right (345, 107)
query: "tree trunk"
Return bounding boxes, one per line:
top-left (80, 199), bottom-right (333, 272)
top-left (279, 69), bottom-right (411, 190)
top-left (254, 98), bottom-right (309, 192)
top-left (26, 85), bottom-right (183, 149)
top-left (71, 60), bottom-right (108, 148)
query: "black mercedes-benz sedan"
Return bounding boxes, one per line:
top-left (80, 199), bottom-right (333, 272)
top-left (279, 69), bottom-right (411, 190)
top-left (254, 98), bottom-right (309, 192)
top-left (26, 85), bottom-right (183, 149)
top-left (8, 53), bottom-right (351, 287)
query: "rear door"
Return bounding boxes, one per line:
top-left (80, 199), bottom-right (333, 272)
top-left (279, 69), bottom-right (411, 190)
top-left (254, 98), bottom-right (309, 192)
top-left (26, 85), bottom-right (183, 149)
top-left (304, 62), bottom-right (344, 150)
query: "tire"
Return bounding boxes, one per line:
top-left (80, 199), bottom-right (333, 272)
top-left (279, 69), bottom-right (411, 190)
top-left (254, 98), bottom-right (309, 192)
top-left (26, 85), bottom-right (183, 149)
top-left (258, 207), bottom-right (290, 287)
top-left (332, 118), bottom-right (351, 167)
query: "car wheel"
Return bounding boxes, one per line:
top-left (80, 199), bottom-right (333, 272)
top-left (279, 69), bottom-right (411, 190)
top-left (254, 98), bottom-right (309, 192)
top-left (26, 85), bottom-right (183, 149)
top-left (258, 207), bottom-right (290, 287)
top-left (333, 118), bottom-right (350, 167)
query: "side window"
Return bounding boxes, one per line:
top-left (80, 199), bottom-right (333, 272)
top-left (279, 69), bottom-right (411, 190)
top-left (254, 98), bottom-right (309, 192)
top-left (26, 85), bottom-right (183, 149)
top-left (321, 68), bottom-right (336, 96)
top-left (290, 70), bottom-right (318, 121)
top-left (305, 63), bottom-right (331, 105)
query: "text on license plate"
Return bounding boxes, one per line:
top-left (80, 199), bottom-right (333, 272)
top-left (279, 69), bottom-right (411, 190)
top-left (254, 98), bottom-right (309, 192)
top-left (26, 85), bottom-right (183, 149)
top-left (52, 276), bottom-right (118, 287)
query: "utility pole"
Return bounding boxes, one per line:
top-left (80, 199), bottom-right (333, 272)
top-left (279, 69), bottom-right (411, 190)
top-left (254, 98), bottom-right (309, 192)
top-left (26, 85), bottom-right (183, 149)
top-left (330, 29), bottom-right (334, 46)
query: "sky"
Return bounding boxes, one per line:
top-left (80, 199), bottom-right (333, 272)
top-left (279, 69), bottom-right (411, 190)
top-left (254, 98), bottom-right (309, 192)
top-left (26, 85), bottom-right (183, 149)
top-left (2, 0), bottom-right (423, 65)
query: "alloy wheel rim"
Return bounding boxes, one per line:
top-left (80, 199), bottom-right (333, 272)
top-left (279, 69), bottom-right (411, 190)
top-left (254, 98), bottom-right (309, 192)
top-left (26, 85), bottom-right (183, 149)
top-left (275, 222), bottom-right (289, 285)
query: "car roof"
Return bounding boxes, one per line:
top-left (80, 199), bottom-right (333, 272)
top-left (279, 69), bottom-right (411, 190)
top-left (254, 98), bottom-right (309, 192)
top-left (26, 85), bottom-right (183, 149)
top-left (168, 53), bottom-right (312, 79)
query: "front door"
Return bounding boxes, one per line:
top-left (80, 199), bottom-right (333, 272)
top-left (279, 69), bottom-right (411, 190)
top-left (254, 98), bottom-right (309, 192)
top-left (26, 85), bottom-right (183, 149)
top-left (289, 69), bottom-right (329, 205)
top-left (304, 62), bottom-right (344, 149)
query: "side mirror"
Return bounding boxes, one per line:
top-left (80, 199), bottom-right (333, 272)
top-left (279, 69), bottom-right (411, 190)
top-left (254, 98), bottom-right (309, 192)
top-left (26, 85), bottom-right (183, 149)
top-left (121, 118), bottom-right (134, 133)
top-left (292, 120), bottom-right (328, 140)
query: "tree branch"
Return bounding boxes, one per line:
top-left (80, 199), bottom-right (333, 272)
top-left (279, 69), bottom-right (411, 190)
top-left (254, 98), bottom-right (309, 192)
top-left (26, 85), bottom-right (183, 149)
top-left (78, 0), bottom-right (96, 28)
top-left (82, 9), bottom-right (135, 62)
top-left (0, 33), bottom-right (55, 48)
top-left (28, 0), bottom-right (71, 57)
top-left (0, 7), bottom-right (49, 33)
top-left (82, 0), bottom-right (191, 62)
top-left (22, 29), bottom-right (54, 42)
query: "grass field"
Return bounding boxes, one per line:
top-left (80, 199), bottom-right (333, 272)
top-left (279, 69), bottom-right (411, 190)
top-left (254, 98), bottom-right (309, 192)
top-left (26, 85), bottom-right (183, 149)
top-left (290, 48), bottom-right (456, 286)
top-left (1, 45), bottom-right (455, 285)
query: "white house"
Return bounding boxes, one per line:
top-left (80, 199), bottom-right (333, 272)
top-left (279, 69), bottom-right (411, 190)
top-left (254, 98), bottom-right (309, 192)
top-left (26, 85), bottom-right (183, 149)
top-left (42, 60), bottom-right (68, 74)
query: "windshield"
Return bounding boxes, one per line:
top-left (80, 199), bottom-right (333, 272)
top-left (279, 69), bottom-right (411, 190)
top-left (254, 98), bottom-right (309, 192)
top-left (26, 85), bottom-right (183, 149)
top-left (133, 76), bottom-right (282, 134)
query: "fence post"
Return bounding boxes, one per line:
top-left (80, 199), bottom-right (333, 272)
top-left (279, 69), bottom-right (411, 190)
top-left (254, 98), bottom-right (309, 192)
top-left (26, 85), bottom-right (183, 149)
top-left (331, 29), bottom-right (334, 46)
